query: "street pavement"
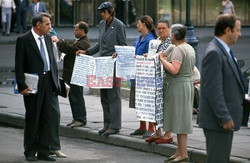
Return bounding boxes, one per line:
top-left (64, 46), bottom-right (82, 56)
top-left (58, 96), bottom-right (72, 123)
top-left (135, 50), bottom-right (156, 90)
top-left (0, 27), bottom-right (250, 163)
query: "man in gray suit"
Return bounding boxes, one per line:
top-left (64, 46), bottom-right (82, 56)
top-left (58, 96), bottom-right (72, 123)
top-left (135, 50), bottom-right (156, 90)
top-left (77, 1), bottom-right (127, 136)
top-left (199, 14), bottom-right (245, 163)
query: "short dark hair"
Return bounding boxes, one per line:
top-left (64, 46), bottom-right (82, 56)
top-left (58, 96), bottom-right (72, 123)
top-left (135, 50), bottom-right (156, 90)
top-left (157, 19), bottom-right (170, 28)
top-left (32, 12), bottom-right (51, 27)
top-left (214, 14), bottom-right (240, 37)
top-left (170, 24), bottom-right (187, 40)
top-left (77, 21), bottom-right (89, 34)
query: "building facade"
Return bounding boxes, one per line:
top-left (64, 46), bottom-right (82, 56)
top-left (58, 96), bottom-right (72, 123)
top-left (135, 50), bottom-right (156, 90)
top-left (31, 0), bottom-right (250, 27)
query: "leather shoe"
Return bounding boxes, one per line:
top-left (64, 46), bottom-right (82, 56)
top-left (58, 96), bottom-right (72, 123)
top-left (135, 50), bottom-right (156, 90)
top-left (145, 136), bottom-right (161, 143)
top-left (37, 154), bottom-right (56, 161)
top-left (50, 150), bottom-right (67, 158)
top-left (130, 129), bottom-right (146, 136)
top-left (25, 155), bottom-right (37, 161)
top-left (103, 129), bottom-right (119, 136)
top-left (67, 120), bottom-right (75, 126)
top-left (98, 128), bottom-right (108, 135)
top-left (155, 137), bottom-right (173, 144)
top-left (142, 130), bottom-right (154, 138)
top-left (69, 121), bottom-right (86, 128)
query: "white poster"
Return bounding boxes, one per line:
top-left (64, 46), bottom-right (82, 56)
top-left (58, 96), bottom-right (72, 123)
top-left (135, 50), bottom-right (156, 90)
top-left (135, 56), bottom-right (163, 126)
top-left (147, 40), bottom-right (161, 57)
top-left (115, 45), bottom-right (136, 80)
top-left (70, 54), bottom-right (115, 88)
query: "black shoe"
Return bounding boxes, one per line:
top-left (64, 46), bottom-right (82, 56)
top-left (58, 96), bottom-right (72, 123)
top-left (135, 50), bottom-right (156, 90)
top-left (6, 33), bottom-right (10, 36)
top-left (98, 128), bottom-right (108, 135)
top-left (16, 31), bottom-right (20, 34)
top-left (130, 129), bottom-right (147, 136)
top-left (37, 154), bottom-right (56, 161)
top-left (25, 156), bottom-right (37, 161)
top-left (103, 129), bottom-right (119, 137)
top-left (2, 31), bottom-right (5, 35)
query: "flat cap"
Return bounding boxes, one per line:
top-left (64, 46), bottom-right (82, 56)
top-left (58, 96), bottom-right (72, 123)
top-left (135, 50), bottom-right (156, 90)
top-left (97, 2), bottom-right (113, 11)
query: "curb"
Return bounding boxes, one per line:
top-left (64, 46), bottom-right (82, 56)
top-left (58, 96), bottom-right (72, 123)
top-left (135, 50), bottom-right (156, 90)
top-left (0, 112), bottom-right (248, 163)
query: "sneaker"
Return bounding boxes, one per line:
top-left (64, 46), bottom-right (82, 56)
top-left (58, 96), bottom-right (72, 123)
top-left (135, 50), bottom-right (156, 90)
top-left (130, 129), bottom-right (147, 136)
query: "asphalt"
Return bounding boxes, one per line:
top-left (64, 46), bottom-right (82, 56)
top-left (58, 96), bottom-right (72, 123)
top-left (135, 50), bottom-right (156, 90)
top-left (0, 27), bottom-right (250, 163)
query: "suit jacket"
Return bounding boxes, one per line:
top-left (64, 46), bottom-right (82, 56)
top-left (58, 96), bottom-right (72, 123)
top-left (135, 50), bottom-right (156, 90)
top-left (15, 30), bottom-right (60, 93)
top-left (16, 0), bottom-right (29, 12)
top-left (57, 35), bottom-right (91, 83)
top-left (199, 38), bottom-right (245, 131)
top-left (87, 17), bottom-right (127, 56)
top-left (30, 2), bottom-right (46, 20)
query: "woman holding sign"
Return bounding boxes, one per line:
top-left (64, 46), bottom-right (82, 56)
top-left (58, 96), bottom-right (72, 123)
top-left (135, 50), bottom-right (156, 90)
top-left (129, 15), bottom-right (157, 138)
top-left (159, 24), bottom-right (195, 162)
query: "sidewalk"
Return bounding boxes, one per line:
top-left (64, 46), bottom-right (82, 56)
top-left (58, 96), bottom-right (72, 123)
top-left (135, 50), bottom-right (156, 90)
top-left (0, 86), bottom-right (250, 163)
top-left (1, 26), bottom-right (250, 45)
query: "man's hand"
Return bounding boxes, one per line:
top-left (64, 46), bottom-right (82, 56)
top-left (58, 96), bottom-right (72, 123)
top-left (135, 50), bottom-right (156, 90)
top-left (20, 88), bottom-right (32, 96)
top-left (51, 36), bottom-right (59, 43)
top-left (223, 120), bottom-right (235, 131)
top-left (76, 50), bottom-right (86, 56)
top-left (112, 52), bottom-right (117, 58)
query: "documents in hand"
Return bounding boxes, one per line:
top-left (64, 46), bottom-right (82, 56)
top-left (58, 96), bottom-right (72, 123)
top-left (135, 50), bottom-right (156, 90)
top-left (70, 54), bottom-right (115, 88)
top-left (14, 73), bottom-right (39, 94)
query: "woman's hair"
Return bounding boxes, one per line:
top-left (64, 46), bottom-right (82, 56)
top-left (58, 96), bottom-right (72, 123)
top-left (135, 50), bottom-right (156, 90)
top-left (157, 19), bottom-right (170, 28)
top-left (170, 24), bottom-right (187, 40)
top-left (214, 14), bottom-right (240, 37)
top-left (140, 15), bottom-right (157, 39)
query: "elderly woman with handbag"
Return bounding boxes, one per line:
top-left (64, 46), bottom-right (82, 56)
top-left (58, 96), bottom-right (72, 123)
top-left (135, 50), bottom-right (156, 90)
top-left (159, 24), bottom-right (195, 162)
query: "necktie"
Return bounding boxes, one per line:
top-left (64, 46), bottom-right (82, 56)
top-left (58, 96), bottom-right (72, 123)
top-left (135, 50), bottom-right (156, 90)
top-left (38, 37), bottom-right (49, 71)
top-left (230, 50), bottom-right (245, 89)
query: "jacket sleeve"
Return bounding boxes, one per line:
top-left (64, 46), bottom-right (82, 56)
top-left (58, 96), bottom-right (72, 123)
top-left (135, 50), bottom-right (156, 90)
top-left (57, 38), bottom-right (90, 57)
top-left (15, 37), bottom-right (28, 92)
top-left (117, 23), bottom-right (127, 46)
top-left (202, 49), bottom-right (232, 126)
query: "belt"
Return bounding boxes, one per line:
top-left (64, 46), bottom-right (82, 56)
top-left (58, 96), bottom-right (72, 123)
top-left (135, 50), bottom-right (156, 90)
top-left (43, 71), bottom-right (51, 75)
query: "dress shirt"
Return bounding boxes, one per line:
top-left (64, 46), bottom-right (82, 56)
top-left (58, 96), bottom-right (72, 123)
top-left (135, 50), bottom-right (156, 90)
top-left (0, 0), bottom-right (16, 8)
top-left (31, 29), bottom-right (50, 71)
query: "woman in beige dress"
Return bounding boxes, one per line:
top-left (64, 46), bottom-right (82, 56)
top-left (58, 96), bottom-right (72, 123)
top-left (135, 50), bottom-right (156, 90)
top-left (159, 24), bottom-right (195, 162)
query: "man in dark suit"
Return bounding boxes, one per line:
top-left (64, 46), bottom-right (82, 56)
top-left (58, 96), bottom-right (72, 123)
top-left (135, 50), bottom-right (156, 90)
top-left (77, 2), bottom-right (127, 136)
top-left (15, 12), bottom-right (60, 161)
top-left (53, 21), bottom-right (91, 128)
top-left (16, 0), bottom-right (29, 33)
top-left (199, 14), bottom-right (245, 163)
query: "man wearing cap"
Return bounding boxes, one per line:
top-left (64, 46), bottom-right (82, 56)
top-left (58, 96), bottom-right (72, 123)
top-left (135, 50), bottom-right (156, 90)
top-left (77, 1), bottom-right (127, 136)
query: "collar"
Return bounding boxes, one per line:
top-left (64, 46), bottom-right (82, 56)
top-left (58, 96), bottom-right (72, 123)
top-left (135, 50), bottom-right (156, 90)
top-left (215, 37), bottom-right (230, 55)
top-left (31, 28), bottom-right (42, 40)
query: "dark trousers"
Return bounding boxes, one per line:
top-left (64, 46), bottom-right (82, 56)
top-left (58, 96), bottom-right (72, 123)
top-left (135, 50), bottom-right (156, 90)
top-left (68, 84), bottom-right (87, 124)
top-left (23, 72), bottom-right (57, 156)
top-left (100, 79), bottom-right (121, 130)
top-left (16, 10), bottom-right (27, 33)
top-left (242, 99), bottom-right (250, 126)
top-left (203, 129), bottom-right (233, 163)
top-left (49, 94), bottom-right (61, 150)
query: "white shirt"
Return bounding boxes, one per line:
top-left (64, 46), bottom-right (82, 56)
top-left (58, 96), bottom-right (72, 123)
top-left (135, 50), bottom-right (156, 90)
top-left (31, 28), bottom-right (51, 71)
top-left (34, 2), bottom-right (40, 14)
top-left (0, 0), bottom-right (16, 9)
